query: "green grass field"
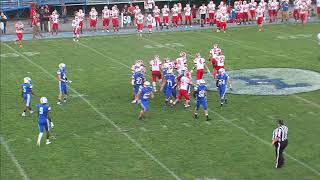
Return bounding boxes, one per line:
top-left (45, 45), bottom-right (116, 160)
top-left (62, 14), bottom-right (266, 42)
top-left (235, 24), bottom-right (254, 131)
top-left (1, 23), bottom-right (320, 180)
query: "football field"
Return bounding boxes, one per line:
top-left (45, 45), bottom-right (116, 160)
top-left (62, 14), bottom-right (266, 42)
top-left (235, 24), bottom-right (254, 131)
top-left (1, 23), bottom-right (320, 180)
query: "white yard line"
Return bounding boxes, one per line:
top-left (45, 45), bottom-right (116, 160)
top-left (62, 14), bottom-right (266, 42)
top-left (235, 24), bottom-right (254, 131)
top-left (142, 37), bottom-right (320, 176)
top-left (0, 136), bottom-right (30, 180)
top-left (4, 43), bottom-right (182, 180)
top-left (292, 95), bottom-right (320, 109)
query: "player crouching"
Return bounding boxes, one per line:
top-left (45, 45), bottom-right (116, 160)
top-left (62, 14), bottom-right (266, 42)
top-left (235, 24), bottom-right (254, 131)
top-left (135, 81), bottom-right (154, 120)
top-left (216, 68), bottom-right (232, 107)
top-left (193, 79), bottom-right (211, 121)
top-left (36, 97), bottom-right (53, 146)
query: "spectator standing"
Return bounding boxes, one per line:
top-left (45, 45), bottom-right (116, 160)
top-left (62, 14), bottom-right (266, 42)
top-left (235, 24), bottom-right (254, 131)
top-left (128, 4), bottom-right (135, 26)
top-left (43, 8), bottom-right (50, 32)
top-left (122, 5), bottom-right (131, 28)
top-left (0, 12), bottom-right (7, 34)
top-left (29, 3), bottom-right (37, 27)
top-left (61, 3), bottom-right (68, 23)
top-left (281, 0), bottom-right (289, 23)
top-left (32, 13), bottom-right (43, 39)
top-left (39, 6), bottom-right (46, 32)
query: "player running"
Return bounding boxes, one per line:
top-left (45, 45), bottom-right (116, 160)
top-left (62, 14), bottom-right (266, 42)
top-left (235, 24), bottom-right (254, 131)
top-left (160, 69), bottom-right (177, 107)
top-left (209, 44), bottom-right (222, 79)
top-left (57, 63), bottom-right (72, 105)
top-left (192, 53), bottom-right (210, 84)
top-left (77, 9), bottom-right (85, 33)
top-left (134, 81), bottom-right (154, 120)
top-left (172, 71), bottom-right (192, 108)
top-left (193, 79), bottom-right (211, 121)
top-left (21, 77), bottom-right (35, 117)
top-left (72, 16), bottom-right (80, 41)
top-left (146, 14), bottom-right (154, 34)
top-left (216, 68), bottom-right (232, 107)
top-left (15, 21), bottom-right (24, 48)
top-left (36, 97), bottom-right (53, 146)
top-left (149, 55), bottom-right (162, 92)
top-left (131, 66), bottom-right (145, 102)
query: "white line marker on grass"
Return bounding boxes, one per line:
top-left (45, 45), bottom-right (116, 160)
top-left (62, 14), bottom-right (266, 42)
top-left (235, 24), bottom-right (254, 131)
top-left (141, 37), bottom-right (320, 176)
top-left (247, 117), bottom-right (255, 123)
top-left (4, 43), bottom-right (182, 180)
top-left (182, 123), bottom-right (191, 127)
top-left (0, 136), bottom-right (30, 180)
top-left (205, 121), bottom-right (212, 125)
top-left (293, 95), bottom-right (320, 109)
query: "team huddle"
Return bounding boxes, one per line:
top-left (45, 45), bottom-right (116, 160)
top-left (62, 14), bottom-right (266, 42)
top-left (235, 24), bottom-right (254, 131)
top-left (130, 44), bottom-right (232, 120)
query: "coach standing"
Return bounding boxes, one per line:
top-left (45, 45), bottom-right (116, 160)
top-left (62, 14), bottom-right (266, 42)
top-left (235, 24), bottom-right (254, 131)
top-left (272, 120), bottom-right (288, 168)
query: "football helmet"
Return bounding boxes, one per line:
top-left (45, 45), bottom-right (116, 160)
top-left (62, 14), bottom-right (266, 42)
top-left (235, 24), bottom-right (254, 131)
top-left (40, 97), bottom-right (48, 104)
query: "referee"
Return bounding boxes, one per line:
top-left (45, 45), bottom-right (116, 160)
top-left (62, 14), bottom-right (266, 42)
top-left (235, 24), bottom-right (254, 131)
top-left (272, 120), bottom-right (288, 168)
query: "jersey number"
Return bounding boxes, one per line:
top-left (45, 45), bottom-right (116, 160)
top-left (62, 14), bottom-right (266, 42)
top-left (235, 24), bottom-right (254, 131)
top-left (39, 107), bottom-right (44, 115)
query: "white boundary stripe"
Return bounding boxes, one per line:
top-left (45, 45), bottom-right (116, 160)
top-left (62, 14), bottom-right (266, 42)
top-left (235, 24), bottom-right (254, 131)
top-left (292, 95), bottom-right (320, 109)
top-left (0, 136), bottom-right (30, 180)
top-left (142, 37), bottom-right (320, 176)
top-left (4, 43), bottom-right (182, 180)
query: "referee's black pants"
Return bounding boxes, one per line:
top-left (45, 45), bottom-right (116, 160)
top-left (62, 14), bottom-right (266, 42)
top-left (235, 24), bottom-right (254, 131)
top-left (274, 139), bottom-right (288, 168)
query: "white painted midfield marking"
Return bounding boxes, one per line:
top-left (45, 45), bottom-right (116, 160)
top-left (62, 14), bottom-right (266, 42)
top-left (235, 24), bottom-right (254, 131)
top-left (4, 43), bottom-right (182, 180)
top-left (0, 136), bottom-right (30, 180)
top-left (142, 37), bottom-right (320, 176)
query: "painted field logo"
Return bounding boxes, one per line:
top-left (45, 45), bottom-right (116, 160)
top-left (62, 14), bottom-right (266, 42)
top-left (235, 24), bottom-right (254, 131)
top-left (204, 68), bottom-right (320, 95)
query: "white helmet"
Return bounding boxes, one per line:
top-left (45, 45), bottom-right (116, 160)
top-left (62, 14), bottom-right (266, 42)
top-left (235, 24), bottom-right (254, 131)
top-left (200, 79), bottom-right (206, 84)
top-left (144, 81), bottom-right (151, 87)
top-left (167, 69), bottom-right (173, 74)
top-left (59, 63), bottom-right (66, 69)
top-left (104, 5), bottom-right (108, 9)
top-left (218, 68), bottom-right (225, 74)
top-left (40, 97), bottom-right (48, 104)
top-left (23, 77), bottom-right (30, 84)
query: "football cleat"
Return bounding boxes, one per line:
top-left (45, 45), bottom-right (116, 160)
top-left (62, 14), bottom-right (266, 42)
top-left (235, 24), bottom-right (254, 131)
top-left (22, 112), bottom-right (26, 117)
top-left (29, 110), bottom-right (34, 114)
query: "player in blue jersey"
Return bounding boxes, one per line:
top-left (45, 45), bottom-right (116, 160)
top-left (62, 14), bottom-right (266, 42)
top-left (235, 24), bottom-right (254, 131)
top-left (131, 66), bottom-right (145, 103)
top-left (36, 97), bottom-right (53, 146)
top-left (193, 79), bottom-right (211, 121)
top-left (216, 68), bottom-right (232, 107)
top-left (21, 77), bottom-right (36, 117)
top-left (134, 81), bottom-right (154, 120)
top-left (57, 63), bottom-right (72, 105)
top-left (160, 69), bottom-right (177, 107)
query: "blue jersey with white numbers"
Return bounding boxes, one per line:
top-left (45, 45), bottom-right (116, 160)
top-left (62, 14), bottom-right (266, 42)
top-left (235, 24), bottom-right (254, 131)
top-left (57, 68), bottom-right (67, 83)
top-left (217, 73), bottom-right (229, 89)
top-left (21, 83), bottom-right (32, 95)
top-left (164, 74), bottom-right (176, 89)
top-left (139, 86), bottom-right (153, 100)
top-left (195, 84), bottom-right (208, 100)
top-left (133, 72), bottom-right (144, 86)
top-left (36, 104), bottom-right (51, 124)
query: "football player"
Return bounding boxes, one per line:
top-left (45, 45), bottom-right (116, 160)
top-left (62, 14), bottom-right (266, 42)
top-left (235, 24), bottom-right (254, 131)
top-left (21, 77), bottom-right (36, 116)
top-left (135, 81), bottom-right (154, 120)
top-left (172, 71), bottom-right (192, 108)
top-left (131, 66), bottom-right (145, 103)
top-left (216, 68), bottom-right (232, 107)
top-left (149, 55), bottom-right (162, 92)
top-left (160, 69), bottom-right (177, 107)
top-left (15, 21), bottom-right (24, 48)
top-left (57, 63), bottom-right (72, 105)
top-left (36, 97), bottom-right (53, 146)
top-left (193, 79), bottom-right (210, 121)
top-left (192, 53), bottom-right (210, 84)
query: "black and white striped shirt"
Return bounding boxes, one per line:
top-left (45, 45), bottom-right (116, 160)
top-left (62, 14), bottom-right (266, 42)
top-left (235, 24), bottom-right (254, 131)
top-left (272, 125), bottom-right (288, 142)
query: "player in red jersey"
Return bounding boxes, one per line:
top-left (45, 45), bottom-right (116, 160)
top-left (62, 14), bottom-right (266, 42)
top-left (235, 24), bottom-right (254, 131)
top-left (216, 53), bottom-right (225, 74)
top-left (293, 0), bottom-right (300, 22)
top-left (219, 11), bottom-right (228, 33)
top-left (171, 4), bottom-right (179, 28)
top-left (215, 10), bottom-right (222, 32)
top-left (149, 55), bottom-right (162, 92)
top-left (89, 7), bottom-right (98, 32)
top-left (77, 9), bottom-right (85, 33)
top-left (256, 5), bottom-right (264, 31)
top-left (192, 53), bottom-right (210, 84)
top-left (299, 1), bottom-right (308, 25)
top-left (146, 14), bottom-right (154, 34)
top-left (111, 6), bottom-right (119, 33)
top-left (317, 0), bottom-right (320, 21)
top-left (177, 3), bottom-right (183, 25)
top-left (249, 0), bottom-right (257, 23)
top-left (242, 1), bottom-right (249, 24)
top-left (172, 71), bottom-right (192, 108)
top-left (136, 13), bottom-right (144, 36)
top-left (102, 6), bottom-right (110, 32)
top-left (50, 10), bottom-right (59, 35)
top-left (15, 21), bottom-right (24, 48)
top-left (207, 1), bottom-right (216, 26)
top-left (209, 44), bottom-right (222, 79)
top-left (72, 16), bottom-right (81, 41)
top-left (162, 5), bottom-right (170, 29)
top-left (153, 6), bottom-right (161, 30)
top-left (184, 4), bottom-right (192, 28)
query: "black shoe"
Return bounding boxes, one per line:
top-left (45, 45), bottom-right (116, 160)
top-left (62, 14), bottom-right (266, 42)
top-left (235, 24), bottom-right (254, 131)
top-left (194, 114), bottom-right (198, 119)
top-left (206, 116), bottom-right (211, 121)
